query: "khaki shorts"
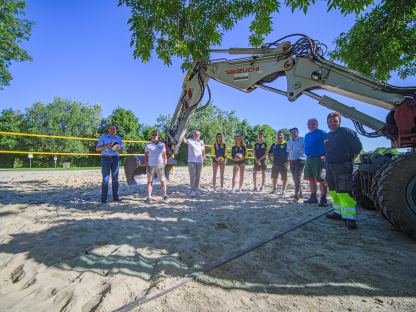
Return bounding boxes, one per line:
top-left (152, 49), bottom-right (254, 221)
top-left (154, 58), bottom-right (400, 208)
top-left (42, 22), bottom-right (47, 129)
top-left (253, 162), bottom-right (267, 171)
top-left (271, 162), bottom-right (289, 180)
top-left (147, 165), bottom-right (166, 182)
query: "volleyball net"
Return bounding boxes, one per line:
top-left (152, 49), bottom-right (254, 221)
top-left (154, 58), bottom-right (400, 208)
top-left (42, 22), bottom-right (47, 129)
top-left (0, 131), bottom-right (255, 168)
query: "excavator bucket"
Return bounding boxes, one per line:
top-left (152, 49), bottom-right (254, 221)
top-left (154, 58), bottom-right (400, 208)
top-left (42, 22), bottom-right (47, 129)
top-left (124, 156), bottom-right (146, 185)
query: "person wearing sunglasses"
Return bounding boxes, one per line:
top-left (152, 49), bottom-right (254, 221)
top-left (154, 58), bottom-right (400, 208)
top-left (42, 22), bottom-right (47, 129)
top-left (144, 130), bottom-right (168, 203)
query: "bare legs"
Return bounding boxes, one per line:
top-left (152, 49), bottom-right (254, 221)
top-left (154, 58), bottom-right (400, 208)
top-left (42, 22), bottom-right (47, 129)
top-left (213, 162), bottom-right (225, 189)
top-left (232, 163), bottom-right (245, 190)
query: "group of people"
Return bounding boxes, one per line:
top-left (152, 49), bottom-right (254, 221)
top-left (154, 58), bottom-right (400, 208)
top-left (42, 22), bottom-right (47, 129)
top-left (96, 111), bottom-right (362, 229)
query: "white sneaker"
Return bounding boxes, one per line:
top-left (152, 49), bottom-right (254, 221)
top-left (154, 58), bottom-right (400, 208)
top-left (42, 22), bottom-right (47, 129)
top-left (190, 191), bottom-right (196, 197)
top-left (145, 197), bottom-right (152, 203)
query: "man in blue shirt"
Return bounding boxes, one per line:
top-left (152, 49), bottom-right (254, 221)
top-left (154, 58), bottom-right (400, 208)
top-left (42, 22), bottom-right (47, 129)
top-left (96, 125), bottom-right (124, 203)
top-left (304, 118), bottom-right (328, 206)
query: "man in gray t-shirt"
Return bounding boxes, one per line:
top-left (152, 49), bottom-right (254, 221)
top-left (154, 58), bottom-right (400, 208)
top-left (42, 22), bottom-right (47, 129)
top-left (287, 127), bottom-right (306, 201)
top-left (183, 130), bottom-right (206, 197)
top-left (144, 130), bottom-right (167, 203)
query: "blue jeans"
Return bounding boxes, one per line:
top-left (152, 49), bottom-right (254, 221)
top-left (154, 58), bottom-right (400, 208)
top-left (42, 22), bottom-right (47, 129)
top-left (101, 156), bottom-right (120, 201)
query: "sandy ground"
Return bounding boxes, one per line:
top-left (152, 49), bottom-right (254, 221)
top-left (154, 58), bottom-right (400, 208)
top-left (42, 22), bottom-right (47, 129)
top-left (0, 166), bottom-right (415, 312)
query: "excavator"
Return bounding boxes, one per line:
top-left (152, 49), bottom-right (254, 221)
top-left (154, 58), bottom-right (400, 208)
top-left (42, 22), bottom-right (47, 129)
top-left (125, 34), bottom-right (416, 238)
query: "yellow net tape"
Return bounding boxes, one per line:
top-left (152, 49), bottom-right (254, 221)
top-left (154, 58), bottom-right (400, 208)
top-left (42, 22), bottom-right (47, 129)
top-left (0, 131), bottom-right (254, 149)
top-left (0, 150), bottom-right (144, 157)
top-left (0, 131), bottom-right (254, 157)
top-left (205, 153), bottom-right (254, 160)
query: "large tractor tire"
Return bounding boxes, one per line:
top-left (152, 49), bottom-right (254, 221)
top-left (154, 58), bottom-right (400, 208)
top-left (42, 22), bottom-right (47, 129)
top-left (352, 170), bottom-right (375, 210)
top-left (373, 155), bottom-right (405, 212)
top-left (370, 161), bottom-right (392, 211)
top-left (377, 153), bottom-right (416, 238)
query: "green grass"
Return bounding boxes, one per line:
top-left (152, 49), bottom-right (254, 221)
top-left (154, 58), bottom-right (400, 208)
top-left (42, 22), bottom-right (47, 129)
top-left (0, 167), bottom-right (101, 171)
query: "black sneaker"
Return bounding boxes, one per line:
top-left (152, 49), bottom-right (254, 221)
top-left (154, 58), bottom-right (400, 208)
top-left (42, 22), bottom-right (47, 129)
top-left (113, 197), bottom-right (122, 202)
top-left (101, 199), bottom-right (107, 204)
top-left (319, 197), bottom-right (328, 207)
top-left (326, 211), bottom-right (342, 220)
top-left (345, 219), bottom-right (357, 229)
top-left (304, 196), bottom-right (318, 204)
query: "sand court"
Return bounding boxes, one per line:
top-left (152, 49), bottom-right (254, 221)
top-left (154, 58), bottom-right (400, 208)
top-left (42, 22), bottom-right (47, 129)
top-left (0, 167), bottom-right (416, 311)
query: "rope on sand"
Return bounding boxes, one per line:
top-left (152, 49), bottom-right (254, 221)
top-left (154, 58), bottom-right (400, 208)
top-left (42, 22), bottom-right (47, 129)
top-left (113, 207), bottom-right (334, 312)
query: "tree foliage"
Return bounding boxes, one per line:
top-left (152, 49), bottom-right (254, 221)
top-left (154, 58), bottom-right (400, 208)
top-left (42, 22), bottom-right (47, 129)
top-left (330, 0), bottom-right (416, 80)
top-left (104, 107), bottom-right (142, 139)
top-left (104, 107), bottom-right (145, 154)
top-left (0, 108), bottom-right (25, 167)
top-left (373, 146), bottom-right (398, 156)
top-left (119, 0), bottom-right (372, 70)
top-left (23, 98), bottom-right (103, 166)
top-left (0, 0), bottom-right (33, 88)
top-left (0, 98), bottom-right (398, 168)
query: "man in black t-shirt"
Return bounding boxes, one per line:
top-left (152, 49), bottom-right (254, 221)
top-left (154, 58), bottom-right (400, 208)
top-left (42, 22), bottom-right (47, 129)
top-left (253, 132), bottom-right (268, 192)
top-left (324, 112), bottom-right (362, 229)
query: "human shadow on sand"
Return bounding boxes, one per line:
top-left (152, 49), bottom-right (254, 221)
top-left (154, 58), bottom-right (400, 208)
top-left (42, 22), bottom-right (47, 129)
top-left (1, 181), bottom-right (416, 299)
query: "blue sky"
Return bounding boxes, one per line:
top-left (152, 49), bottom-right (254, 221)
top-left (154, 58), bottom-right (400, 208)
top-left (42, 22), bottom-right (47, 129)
top-left (0, 0), bottom-right (413, 151)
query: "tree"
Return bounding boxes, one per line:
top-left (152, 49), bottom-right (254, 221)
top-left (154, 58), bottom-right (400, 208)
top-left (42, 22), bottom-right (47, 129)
top-left (330, 0), bottom-right (416, 80)
top-left (374, 146), bottom-right (398, 156)
top-left (120, 0), bottom-right (415, 80)
top-left (279, 128), bottom-right (290, 141)
top-left (0, 0), bottom-right (33, 88)
top-left (0, 108), bottom-right (25, 167)
top-left (253, 124), bottom-right (276, 147)
top-left (24, 98), bottom-right (102, 166)
top-left (119, 1), bottom-right (373, 68)
top-left (105, 107), bottom-right (142, 139)
top-left (105, 107), bottom-right (145, 155)
top-left (154, 104), bottom-right (258, 164)
top-left (238, 119), bottom-right (256, 147)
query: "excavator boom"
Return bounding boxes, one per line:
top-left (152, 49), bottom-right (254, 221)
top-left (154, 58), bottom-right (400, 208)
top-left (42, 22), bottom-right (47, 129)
top-left (167, 34), bottom-right (416, 153)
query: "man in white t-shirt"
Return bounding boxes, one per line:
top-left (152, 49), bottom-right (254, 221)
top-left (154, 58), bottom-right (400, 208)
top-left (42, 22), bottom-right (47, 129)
top-left (183, 130), bottom-right (206, 197)
top-left (144, 130), bottom-right (167, 202)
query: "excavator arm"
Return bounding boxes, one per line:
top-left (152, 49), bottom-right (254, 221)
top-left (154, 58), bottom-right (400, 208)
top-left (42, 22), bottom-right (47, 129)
top-left (124, 34), bottom-right (416, 238)
top-left (167, 34), bottom-right (416, 153)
